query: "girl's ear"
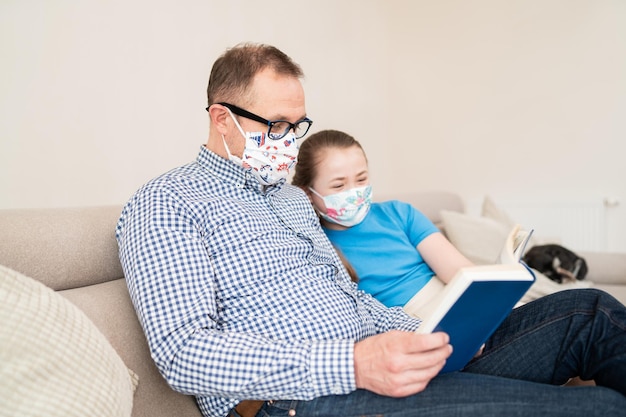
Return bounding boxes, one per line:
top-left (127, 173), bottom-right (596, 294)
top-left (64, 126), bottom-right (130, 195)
top-left (208, 104), bottom-right (230, 135)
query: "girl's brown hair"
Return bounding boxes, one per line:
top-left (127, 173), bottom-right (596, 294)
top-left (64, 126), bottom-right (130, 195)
top-left (292, 129), bottom-right (365, 189)
top-left (292, 129), bottom-right (365, 283)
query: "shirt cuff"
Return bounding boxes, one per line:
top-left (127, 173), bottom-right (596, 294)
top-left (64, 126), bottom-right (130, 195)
top-left (309, 339), bottom-right (356, 396)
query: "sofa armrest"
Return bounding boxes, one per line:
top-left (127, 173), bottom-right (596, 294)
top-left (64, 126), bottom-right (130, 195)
top-left (579, 251), bottom-right (626, 285)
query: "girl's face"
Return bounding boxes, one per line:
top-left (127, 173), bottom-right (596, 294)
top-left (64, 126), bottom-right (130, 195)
top-left (308, 145), bottom-right (369, 229)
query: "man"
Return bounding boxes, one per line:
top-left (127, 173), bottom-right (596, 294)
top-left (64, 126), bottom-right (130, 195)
top-left (117, 43), bottom-right (626, 417)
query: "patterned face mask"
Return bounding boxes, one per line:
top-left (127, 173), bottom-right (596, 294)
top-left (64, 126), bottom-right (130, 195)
top-left (309, 185), bottom-right (373, 227)
top-left (222, 108), bottom-right (299, 185)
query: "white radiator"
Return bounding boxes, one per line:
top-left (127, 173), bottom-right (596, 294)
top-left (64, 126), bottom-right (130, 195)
top-left (496, 200), bottom-right (608, 252)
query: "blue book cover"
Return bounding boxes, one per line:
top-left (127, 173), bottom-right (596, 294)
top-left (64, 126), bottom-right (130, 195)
top-left (416, 225), bottom-right (536, 373)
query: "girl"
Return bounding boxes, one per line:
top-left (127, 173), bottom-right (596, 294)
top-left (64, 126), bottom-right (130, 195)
top-left (292, 129), bottom-right (473, 317)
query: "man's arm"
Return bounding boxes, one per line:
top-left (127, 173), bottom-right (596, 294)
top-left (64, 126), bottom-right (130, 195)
top-left (167, 328), bottom-right (357, 398)
top-left (350, 278), bottom-right (423, 333)
top-left (117, 190), bottom-right (357, 400)
top-left (345, 252), bottom-right (453, 396)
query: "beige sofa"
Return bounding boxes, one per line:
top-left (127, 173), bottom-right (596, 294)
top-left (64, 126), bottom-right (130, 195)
top-left (0, 205), bottom-right (203, 417)
top-left (1, 191), bottom-right (625, 416)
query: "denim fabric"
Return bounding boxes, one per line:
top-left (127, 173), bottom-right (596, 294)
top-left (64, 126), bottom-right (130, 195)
top-left (465, 288), bottom-right (626, 394)
top-left (253, 289), bottom-right (626, 417)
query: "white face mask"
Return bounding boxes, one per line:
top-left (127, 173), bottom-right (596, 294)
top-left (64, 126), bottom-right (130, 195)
top-left (223, 109), bottom-right (299, 185)
top-left (309, 185), bottom-right (373, 227)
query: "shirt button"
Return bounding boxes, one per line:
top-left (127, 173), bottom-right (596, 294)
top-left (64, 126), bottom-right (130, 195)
top-left (331, 384), bottom-right (342, 394)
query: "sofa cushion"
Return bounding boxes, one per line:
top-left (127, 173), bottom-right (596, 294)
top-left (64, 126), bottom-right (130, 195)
top-left (440, 197), bottom-right (594, 303)
top-left (480, 195), bottom-right (517, 229)
top-left (0, 264), bottom-right (137, 417)
top-left (61, 278), bottom-right (204, 417)
top-left (441, 195), bottom-right (547, 265)
top-left (440, 209), bottom-right (510, 265)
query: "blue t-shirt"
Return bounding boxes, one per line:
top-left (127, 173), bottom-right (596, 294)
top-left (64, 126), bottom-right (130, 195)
top-left (324, 200), bottom-right (439, 308)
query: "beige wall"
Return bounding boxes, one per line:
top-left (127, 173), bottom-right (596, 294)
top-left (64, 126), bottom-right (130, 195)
top-left (2, 0), bottom-right (625, 251)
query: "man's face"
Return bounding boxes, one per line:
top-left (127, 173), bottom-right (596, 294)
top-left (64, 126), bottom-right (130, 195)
top-left (227, 68), bottom-right (307, 157)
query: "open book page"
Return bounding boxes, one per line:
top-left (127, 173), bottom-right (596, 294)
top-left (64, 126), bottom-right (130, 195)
top-left (498, 224), bottom-right (534, 264)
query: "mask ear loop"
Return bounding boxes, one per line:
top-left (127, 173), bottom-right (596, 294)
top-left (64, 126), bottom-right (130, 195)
top-left (221, 107), bottom-right (247, 165)
top-left (308, 187), bottom-right (325, 199)
top-left (224, 107), bottom-right (247, 138)
top-left (221, 134), bottom-right (243, 165)
top-left (307, 187), bottom-right (329, 218)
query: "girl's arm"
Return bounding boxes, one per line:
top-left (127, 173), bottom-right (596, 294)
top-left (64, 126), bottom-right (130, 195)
top-left (417, 232), bottom-right (473, 284)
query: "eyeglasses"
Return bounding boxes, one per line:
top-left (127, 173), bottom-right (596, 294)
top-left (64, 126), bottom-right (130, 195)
top-left (208, 102), bottom-right (313, 140)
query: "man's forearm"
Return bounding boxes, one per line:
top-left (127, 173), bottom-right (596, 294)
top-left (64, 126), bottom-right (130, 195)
top-left (164, 329), bottom-right (356, 399)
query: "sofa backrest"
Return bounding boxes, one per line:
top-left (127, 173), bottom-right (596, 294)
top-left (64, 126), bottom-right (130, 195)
top-left (0, 191), bottom-right (464, 288)
top-left (0, 205), bottom-right (124, 291)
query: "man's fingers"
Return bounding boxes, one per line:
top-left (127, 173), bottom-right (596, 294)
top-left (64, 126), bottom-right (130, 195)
top-left (405, 331), bottom-right (450, 352)
top-left (354, 331), bottom-right (453, 397)
top-left (400, 335), bottom-right (453, 372)
top-left (379, 357), bottom-right (449, 397)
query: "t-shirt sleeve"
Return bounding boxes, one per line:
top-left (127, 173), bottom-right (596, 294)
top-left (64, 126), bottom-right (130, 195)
top-left (395, 201), bottom-right (439, 247)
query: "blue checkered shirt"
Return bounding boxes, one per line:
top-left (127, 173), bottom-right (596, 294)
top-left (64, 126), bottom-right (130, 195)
top-left (116, 146), bottom-right (421, 417)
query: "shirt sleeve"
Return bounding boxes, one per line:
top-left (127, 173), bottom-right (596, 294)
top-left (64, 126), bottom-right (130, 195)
top-left (116, 187), bottom-right (358, 400)
top-left (355, 285), bottom-right (423, 333)
top-left (168, 328), bottom-right (357, 399)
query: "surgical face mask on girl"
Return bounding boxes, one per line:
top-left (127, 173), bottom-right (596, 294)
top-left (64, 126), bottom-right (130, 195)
top-left (222, 108), bottom-right (299, 186)
top-left (309, 185), bottom-right (373, 227)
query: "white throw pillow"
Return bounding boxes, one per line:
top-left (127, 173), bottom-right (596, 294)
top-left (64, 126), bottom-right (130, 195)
top-left (481, 195), bottom-right (516, 228)
top-left (0, 264), bottom-right (138, 417)
top-left (441, 196), bottom-right (594, 304)
top-left (440, 209), bottom-right (510, 265)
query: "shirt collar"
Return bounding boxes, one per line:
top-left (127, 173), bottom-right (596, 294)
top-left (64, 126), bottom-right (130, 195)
top-left (196, 146), bottom-right (285, 194)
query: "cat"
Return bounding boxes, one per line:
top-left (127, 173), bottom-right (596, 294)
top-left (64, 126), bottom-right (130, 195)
top-left (523, 244), bottom-right (588, 283)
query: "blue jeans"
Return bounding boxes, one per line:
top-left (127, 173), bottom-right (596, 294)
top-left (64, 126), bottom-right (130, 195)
top-left (251, 289), bottom-right (626, 417)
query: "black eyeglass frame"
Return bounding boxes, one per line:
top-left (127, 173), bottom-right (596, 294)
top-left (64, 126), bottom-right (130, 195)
top-left (207, 102), bottom-right (313, 140)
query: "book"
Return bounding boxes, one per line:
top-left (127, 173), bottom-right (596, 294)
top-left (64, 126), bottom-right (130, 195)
top-left (415, 224), bottom-right (536, 373)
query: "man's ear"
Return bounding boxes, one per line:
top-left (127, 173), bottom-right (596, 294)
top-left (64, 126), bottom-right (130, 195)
top-left (208, 104), bottom-right (230, 135)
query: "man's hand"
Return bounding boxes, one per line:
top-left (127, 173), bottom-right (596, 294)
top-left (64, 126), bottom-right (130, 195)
top-left (353, 331), bottom-right (452, 397)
